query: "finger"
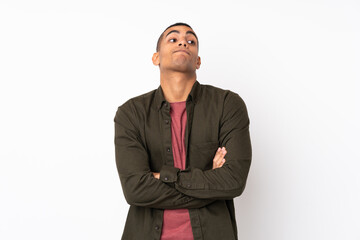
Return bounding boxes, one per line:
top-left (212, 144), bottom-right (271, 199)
top-left (216, 147), bottom-right (221, 155)
top-left (213, 147), bottom-right (222, 163)
top-left (213, 147), bottom-right (227, 168)
top-left (218, 158), bottom-right (226, 168)
top-left (217, 147), bottom-right (226, 162)
top-left (215, 147), bottom-right (226, 162)
top-left (214, 150), bottom-right (224, 166)
top-left (214, 158), bottom-right (226, 169)
top-left (221, 147), bottom-right (227, 156)
top-left (213, 152), bottom-right (223, 169)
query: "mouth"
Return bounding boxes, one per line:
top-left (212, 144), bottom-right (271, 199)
top-left (174, 50), bottom-right (190, 55)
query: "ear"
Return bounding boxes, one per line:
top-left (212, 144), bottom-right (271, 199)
top-left (152, 52), bottom-right (160, 66)
top-left (196, 56), bottom-right (201, 69)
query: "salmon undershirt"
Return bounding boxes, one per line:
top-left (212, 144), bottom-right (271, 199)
top-left (160, 101), bottom-right (194, 240)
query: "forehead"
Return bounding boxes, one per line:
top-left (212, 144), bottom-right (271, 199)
top-left (163, 25), bottom-right (197, 38)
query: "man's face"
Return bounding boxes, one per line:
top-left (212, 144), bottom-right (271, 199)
top-left (152, 25), bottom-right (201, 73)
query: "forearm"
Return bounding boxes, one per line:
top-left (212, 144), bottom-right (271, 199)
top-left (118, 170), bottom-right (215, 209)
top-left (159, 141), bottom-right (251, 200)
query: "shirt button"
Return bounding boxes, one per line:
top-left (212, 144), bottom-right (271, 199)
top-left (164, 177), bottom-right (168, 181)
top-left (155, 225), bottom-right (160, 230)
top-left (166, 148), bottom-right (170, 152)
top-left (187, 184), bottom-right (191, 188)
top-left (165, 120), bottom-right (169, 124)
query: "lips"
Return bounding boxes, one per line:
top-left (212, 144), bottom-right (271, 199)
top-left (174, 49), bottom-right (190, 55)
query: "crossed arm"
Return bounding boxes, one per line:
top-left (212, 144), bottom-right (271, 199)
top-left (152, 147), bottom-right (227, 179)
top-left (114, 92), bottom-right (251, 208)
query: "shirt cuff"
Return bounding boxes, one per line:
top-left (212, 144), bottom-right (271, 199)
top-left (159, 165), bottom-right (180, 183)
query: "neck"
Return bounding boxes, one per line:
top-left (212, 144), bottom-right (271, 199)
top-left (160, 71), bottom-right (197, 103)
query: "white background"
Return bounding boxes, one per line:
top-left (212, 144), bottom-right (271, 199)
top-left (1, 0), bottom-right (359, 239)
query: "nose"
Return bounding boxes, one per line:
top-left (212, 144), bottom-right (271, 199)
top-left (178, 38), bottom-right (187, 47)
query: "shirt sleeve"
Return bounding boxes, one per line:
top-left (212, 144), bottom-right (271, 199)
top-left (114, 102), bottom-right (215, 209)
top-left (160, 92), bottom-right (252, 200)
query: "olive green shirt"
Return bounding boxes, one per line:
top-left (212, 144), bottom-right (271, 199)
top-left (114, 80), bottom-right (252, 240)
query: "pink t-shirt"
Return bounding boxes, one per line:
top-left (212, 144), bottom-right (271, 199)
top-left (160, 101), bottom-right (194, 240)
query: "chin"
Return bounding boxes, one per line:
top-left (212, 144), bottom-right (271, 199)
top-left (173, 62), bottom-right (195, 71)
top-left (174, 66), bottom-right (195, 73)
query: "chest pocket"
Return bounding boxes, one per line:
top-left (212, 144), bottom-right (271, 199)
top-left (189, 141), bottom-right (219, 170)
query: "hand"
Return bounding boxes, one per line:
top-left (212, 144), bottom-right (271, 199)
top-left (152, 172), bottom-right (160, 179)
top-left (212, 147), bottom-right (227, 169)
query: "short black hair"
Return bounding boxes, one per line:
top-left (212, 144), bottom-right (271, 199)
top-left (156, 22), bottom-right (199, 52)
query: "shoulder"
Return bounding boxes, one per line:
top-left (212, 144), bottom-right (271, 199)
top-left (199, 84), bottom-right (250, 127)
top-left (199, 82), bottom-right (247, 108)
top-left (118, 88), bottom-right (156, 111)
top-left (115, 88), bottom-right (156, 122)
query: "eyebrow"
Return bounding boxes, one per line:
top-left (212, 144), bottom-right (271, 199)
top-left (165, 30), bottom-right (198, 41)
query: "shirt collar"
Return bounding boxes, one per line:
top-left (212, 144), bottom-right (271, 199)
top-left (155, 80), bottom-right (201, 111)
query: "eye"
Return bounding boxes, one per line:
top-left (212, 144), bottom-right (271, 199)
top-left (169, 38), bottom-right (177, 43)
top-left (187, 40), bottom-right (196, 45)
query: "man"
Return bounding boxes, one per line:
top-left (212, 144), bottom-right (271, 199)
top-left (114, 22), bottom-right (252, 240)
